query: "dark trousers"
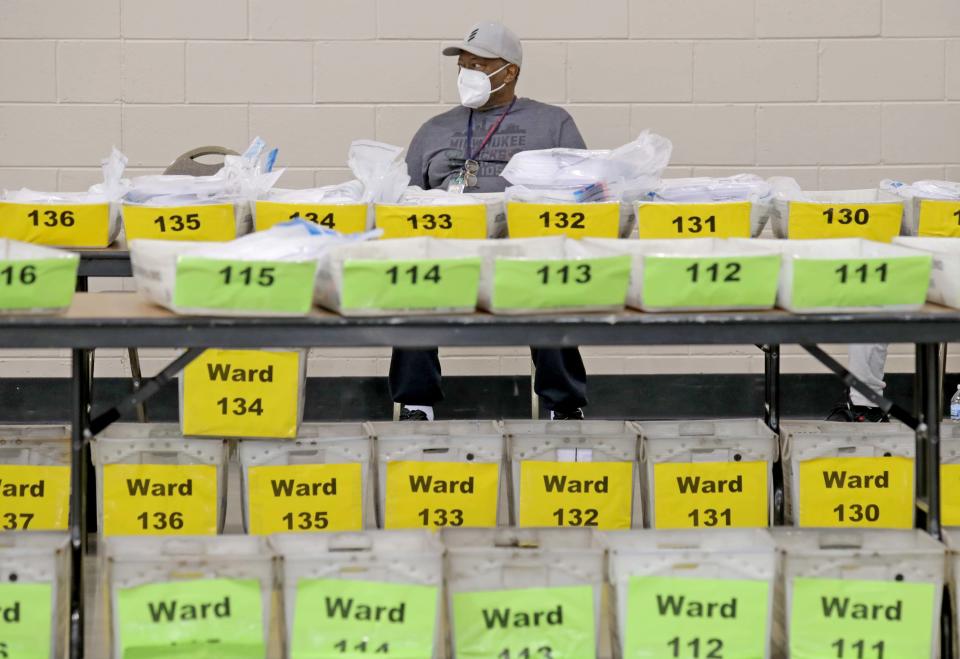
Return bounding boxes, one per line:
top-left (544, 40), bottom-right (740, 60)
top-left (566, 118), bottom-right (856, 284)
top-left (389, 347), bottom-right (587, 413)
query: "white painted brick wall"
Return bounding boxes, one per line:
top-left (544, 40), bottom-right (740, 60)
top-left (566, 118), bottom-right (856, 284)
top-left (0, 0), bottom-right (958, 381)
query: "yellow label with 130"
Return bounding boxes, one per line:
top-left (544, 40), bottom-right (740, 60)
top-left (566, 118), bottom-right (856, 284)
top-left (798, 456), bottom-right (913, 528)
top-left (787, 202), bottom-right (903, 242)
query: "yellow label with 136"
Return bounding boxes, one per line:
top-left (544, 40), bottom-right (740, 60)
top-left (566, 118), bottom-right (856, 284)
top-left (123, 203), bottom-right (237, 242)
top-left (506, 202), bottom-right (620, 239)
top-left (798, 456), bottom-right (913, 528)
top-left (0, 465), bottom-right (70, 530)
top-left (254, 201), bottom-right (368, 233)
top-left (519, 460), bottom-right (633, 529)
top-left (787, 202), bottom-right (903, 242)
top-left (637, 201), bottom-right (751, 239)
top-left (182, 349), bottom-right (301, 438)
top-left (375, 204), bottom-right (487, 239)
top-left (0, 201), bottom-right (111, 247)
top-left (102, 464), bottom-right (218, 536)
top-left (917, 199), bottom-right (960, 237)
top-left (247, 463), bottom-right (363, 534)
top-left (385, 461), bottom-right (499, 529)
top-left (653, 461), bottom-right (769, 529)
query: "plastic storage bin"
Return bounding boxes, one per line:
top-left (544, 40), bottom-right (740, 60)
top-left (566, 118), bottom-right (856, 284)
top-left (121, 199), bottom-right (252, 244)
top-left (130, 239), bottom-right (318, 317)
top-left (91, 423), bottom-right (228, 536)
top-left (464, 236), bottom-right (631, 314)
top-left (603, 529), bottom-right (777, 659)
top-left (102, 535), bottom-right (278, 659)
top-left (0, 425), bottom-right (71, 531)
top-left (314, 237), bottom-right (482, 316)
top-left (271, 530), bottom-right (445, 659)
top-left (374, 192), bottom-right (505, 240)
top-left (179, 348), bottom-right (308, 439)
top-left (893, 237), bottom-right (960, 309)
top-left (369, 420), bottom-right (507, 529)
top-left (237, 423), bottom-right (374, 534)
top-left (747, 238), bottom-right (932, 313)
top-left (773, 529), bottom-right (945, 659)
top-left (639, 419), bottom-right (777, 529)
top-left (503, 420), bottom-right (642, 530)
top-left (590, 237), bottom-right (781, 311)
top-left (771, 188), bottom-right (904, 242)
top-left (505, 200), bottom-right (634, 239)
top-left (443, 527), bottom-right (611, 658)
top-left (0, 532), bottom-right (70, 658)
top-left (0, 240), bottom-right (78, 314)
top-left (885, 182), bottom-right (960, 238)
top-left (780, 421), bottom-right (915, 528)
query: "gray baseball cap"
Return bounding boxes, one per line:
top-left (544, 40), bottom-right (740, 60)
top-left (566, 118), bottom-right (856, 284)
top-left (443, 21), bottom-right (522, 67)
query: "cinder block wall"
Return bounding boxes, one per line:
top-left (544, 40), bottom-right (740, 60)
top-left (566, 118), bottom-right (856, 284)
top-left (1, 0), bottom-right (959, 382)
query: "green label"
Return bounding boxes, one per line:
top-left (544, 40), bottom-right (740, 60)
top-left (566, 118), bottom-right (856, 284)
top-left (452, 585), bottom-right (596, 659)
top-left (174, 257), bottom-right (317, 314)
top-left (642, 255), bottom-right (780, 309)
top-left (118, 578), bottom-right (265, 659)
top-left (0, 258), bottom-right (76, 311)
top-left (625, 576), bottom-right (769, 659)
top-left (340, 258), bottom-right (480, 310)
top-left (0, 582), bottom-right (53, 658)
top-left (790, 577), bottom-right (935, 659)
top-left (291, 579), bottom-right (438, 659)
top-left (493, 256), bottom-right (630, 310)
top-left (791, 256), bottom-right (931, 309)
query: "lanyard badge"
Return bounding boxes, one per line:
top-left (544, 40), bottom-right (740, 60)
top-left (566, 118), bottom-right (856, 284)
top-left (448, 99), bottom-right (516, 193)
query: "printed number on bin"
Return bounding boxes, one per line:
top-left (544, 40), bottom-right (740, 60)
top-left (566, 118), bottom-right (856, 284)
top-left (153, 212), bottom-right (200, 233)
top-left (102, 464), bottom-right (218, 536)
top-left (798, 457), bottom-right (913, 528)
top-left (28, 209), bottom-right (75, 227)
top-left (290, 210), bottom-right (335, 228)
top-left (384, 461), bottom-right (499, 529)
top-left (639, 202), bottom-right (751, 239)
top-left (686, 262), bottom-right (740, 283)
top-left (538, 263), bottom-right (592, 285)
top-left (407, 213), bottom-right (452, 231)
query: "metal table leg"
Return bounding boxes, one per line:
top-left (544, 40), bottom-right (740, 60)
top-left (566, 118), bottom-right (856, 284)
top-left (762, 344), bottom-right (784, 525)
top-left (70, 348), bottom-right (91, 659)
top-left (914, 343), bottom-right (942, 538)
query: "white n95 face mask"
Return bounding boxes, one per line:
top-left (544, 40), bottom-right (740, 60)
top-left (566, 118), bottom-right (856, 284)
top-left (457, 63), bottom-right (510, 109)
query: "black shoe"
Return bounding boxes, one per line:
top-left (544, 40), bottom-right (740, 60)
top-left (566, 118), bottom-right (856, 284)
top-left (552, 408), bottom-right (585, 421)
top-left (826, 399), bottom-right (888, 423)
top-left (399, 407), bottom-right (429, 422)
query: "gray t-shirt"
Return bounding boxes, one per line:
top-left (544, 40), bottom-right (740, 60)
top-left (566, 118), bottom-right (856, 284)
top-left (404, 97), bottom-right (586, 193)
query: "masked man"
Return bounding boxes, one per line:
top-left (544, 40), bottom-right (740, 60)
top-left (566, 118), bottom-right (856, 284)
top-left (390, 21), bottom-right (588, 421)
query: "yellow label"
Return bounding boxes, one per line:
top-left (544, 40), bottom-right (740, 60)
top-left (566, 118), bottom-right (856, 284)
top-left (652, 461), bottom-right (768, 529)
top-left (384, 461), bottom-right (499, 529)
top-left (123, 203), bottom-right (237, 242)
top-left (102, 464), bottom-right (217, 536)
top-left (787, 202), bottom-right (903, 242)
top-left (941, 463), bottom-right (960, 526)
top-left (182, 349), bottom-right (301, 438)
top-left (917, 199), bottom-right (960, 237)
top-left (375, 204), bottom-right (487, 239)
top-left (254, 201), bottom-right (368, 233)
top-left (0, 201), bottom-right (111, 247)
top-left (506, 202), bottom-right (620, 239)
top-left (518, 461), bottom-right (633, 530)
top-left (0, 465), bottom-right (70, 531)
top-left (637, 201), bottom-right (751, 239)
top-left (798, 456), bottom-right (913, 528)
top-left (247, 463), bottom-right (363, 534)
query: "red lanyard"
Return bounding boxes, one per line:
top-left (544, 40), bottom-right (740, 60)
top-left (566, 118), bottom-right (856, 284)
top-left (466, 97), bottom-right (517, 162)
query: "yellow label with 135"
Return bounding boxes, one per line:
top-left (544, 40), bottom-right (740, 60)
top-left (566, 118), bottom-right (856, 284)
top-left (653, 461), bottom-right (769, 528)
top-left (123, 203), bottom-right (238, 242)
top-left (519, 461), bottom-right (633, 529)
top-left (102, 464), bottom-right (218, 536)
top-left (0, 465), bottom-right (70, 530)
top-left (506, 202), bottom-right (620, 239)
top-left (0, 201), bottom-right (111, 247)
top-left (798, 456), bottom-right (913, 528)
top-left (787, 202), bottom-right (903, 242)
top-left (637, 201), bottom-right (752, 239)
top-left (182, 349), bottom-right (301, 438)
top-left (247, 463), bottom-right (363, 534)
top-left (375, 204), bottom-right (487, 239)
top-left (254, 201), bottom-right (368, 233)
top-left (385, 461), bottom-right (499, 529)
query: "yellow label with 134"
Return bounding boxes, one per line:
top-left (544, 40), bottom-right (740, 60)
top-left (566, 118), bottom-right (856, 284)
top-left (375, 204), bottom-right (487, 239)
top-left (123, 203), bottom-right (238, 242)
top-left (506, 202), bottom-right (620, 239)
top-left (247, 463), bottom-right (363, 534)
top-left (182, 349), bottom-right (301, 438)
top-left (0, 465), bottom-right (70, 530)
top-left (385, 461), bottom-right (499, 529)
top-left (254, 201), bottom-right (368, 233)
top-left (637, 201), bottom-right (752, 239)
top-left (653, 461), bottom-right (769, 528)
top-left (0, 201), bottom-right (111, 247)
top-left (798, 456), bottom-right (913, 528)
top-left (102, 464), bottom-right (218, 536)
top-left (787, 202), bottom-right (903, 242)
top-left (519, 460), bottom-right (634, 529)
